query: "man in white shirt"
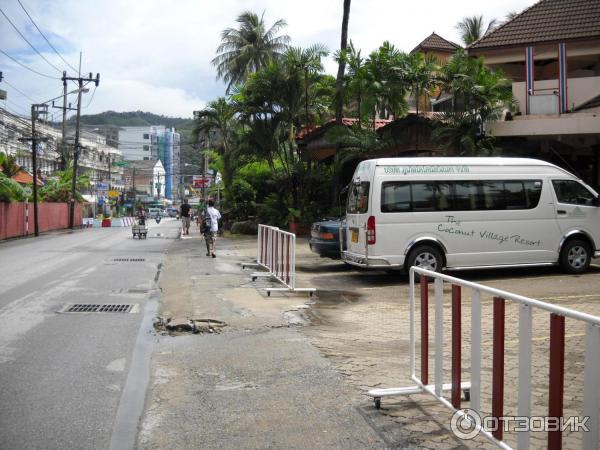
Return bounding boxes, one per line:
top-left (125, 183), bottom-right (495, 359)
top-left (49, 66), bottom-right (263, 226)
top-left (205, 199), bottom-right (221, 258)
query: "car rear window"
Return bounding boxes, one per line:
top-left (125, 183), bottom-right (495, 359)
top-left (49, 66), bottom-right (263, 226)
top-left (347, 182), bottom-right (370, 214)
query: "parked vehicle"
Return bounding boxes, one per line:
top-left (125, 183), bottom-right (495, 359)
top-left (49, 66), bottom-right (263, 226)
top-left (309, 218), bottom-right (345, 258)
top-left (342, 157), bottom-right (600, 274)
top-left (166, 208), bottom-right (178, 218)
top-left (148, 207), bottom-right (164, 218)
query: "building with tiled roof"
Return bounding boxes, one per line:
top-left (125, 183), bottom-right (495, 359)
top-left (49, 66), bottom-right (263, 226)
top-left (469, 0), bottom-right (600, 50)
top-left (411, 32), bottom-right (461, 55)
top-left (467, 0), bottom-right (600, 186)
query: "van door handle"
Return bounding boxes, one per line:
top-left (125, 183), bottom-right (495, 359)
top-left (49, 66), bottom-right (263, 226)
top-left (557, 209), bottom-right (567, 215)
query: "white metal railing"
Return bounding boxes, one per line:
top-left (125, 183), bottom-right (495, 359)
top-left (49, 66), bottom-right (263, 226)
top-left (368, 267), bottom-right (600, 450)
top-left (245, 224), bottom-right (315, 296)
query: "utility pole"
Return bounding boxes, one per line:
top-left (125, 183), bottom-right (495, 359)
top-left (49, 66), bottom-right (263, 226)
top-left (52, 71), bottom-right (76, 170)
top-left (63, 72), bottom-right (100, 229)
top-left (18, 104), bottom-right (49, 237)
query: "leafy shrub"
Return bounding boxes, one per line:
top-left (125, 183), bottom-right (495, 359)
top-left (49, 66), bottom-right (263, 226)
top-left (0, 173), bottom-right (27, 202)
top-left (230, 220), bottom-right (258, 235)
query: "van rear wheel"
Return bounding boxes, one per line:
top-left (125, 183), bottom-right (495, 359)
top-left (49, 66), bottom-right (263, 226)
top-left (560, 239), bottom-right (591, 274)
top-left (406, 245), bottom-right (443, 279)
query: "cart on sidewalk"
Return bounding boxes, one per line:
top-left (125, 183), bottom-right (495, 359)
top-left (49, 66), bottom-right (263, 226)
top-left (132, 216), bottom-right (148, 239)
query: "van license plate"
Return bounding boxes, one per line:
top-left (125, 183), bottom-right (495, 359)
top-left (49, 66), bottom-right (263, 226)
top-left (351, 230), bottom-right (358, 243)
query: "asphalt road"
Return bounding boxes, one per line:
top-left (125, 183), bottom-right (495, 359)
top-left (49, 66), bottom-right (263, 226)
top-left (0, 219), bottom-right (181, 450)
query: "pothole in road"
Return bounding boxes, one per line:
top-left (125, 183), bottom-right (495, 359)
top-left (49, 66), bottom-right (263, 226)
top-left (153, 316), bottom-right (227, 336)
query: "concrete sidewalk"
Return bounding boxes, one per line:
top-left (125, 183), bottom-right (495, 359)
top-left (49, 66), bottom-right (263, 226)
top-left (138, 227), bottom-right (386, 449)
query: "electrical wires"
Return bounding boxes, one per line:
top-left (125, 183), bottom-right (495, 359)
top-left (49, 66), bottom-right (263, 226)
top-left (0, 6), bottom-right (63, 74)
top-left (2, 78), bottom-right (38, 103)
top-left (0, 48), bottom-right (61, 79)
top-left (15, 0), bottom-right (78, 73)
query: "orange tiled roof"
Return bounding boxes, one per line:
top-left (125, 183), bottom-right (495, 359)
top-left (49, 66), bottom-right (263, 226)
top-left (469, 0), bottom-right (600, 50)
top-left (11, 170), bottom-right (44, 186)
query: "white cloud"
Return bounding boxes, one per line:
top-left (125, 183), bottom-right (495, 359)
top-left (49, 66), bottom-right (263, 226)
top-left (0, 0), bottom-right (538, 118)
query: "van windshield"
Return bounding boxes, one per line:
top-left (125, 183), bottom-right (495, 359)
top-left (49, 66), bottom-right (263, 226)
top-left (347, 182), bottom-right (370, 214)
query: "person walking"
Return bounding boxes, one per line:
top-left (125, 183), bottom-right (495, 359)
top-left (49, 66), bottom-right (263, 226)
top-left (180, 199), bottom-right (191, 235)
top-left (204, 199), bottom-right (221, 257)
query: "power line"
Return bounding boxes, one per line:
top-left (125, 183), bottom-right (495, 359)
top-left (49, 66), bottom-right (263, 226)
top-left (15, 0), bottom-right (78, 73)
top-left (0, 47), bottom-right (61, 79)
top-left (0, 6), bottom-right (63, 73)
top-left (2, 78), bottom-right (38, 103)
top-left (82, 85), bottom-right (96, 109)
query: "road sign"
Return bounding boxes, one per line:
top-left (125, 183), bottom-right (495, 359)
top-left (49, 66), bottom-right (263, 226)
top-left (96, 182), bottom-right (109, 191)
top-left (192, 176), bottom-right (210, 188)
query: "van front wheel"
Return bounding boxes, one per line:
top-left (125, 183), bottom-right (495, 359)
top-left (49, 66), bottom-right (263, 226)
top-left (406, 245), bottom-right (443, 278)
top-left (560, 239), bottom-right (591, 274)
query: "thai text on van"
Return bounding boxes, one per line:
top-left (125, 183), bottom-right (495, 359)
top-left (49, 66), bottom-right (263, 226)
top-left (384, 165), bottom-right (470, 175)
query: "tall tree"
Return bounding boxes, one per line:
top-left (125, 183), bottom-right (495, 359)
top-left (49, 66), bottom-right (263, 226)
top-left (212, 11), bottom-right (290, 92)
top-left (335, 0), bottom-right (351, 124)
top-left (193, 98), bottom-right (238, 198)
top-left (455, 15), bottom-right (497, 46)
top-left (404, 52), bottom-right (438, 151)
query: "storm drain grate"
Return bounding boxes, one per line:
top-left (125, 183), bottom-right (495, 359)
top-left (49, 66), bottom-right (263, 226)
top-left (113, 258), bottom-right (146, 262)
top-left (66, 304), bottom-right (134, 313)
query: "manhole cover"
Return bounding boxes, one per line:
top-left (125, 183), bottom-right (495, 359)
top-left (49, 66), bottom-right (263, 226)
top-left (113, 258), bottom-right (146, 262)
top-left (65, 304), bottom-right (134, 313)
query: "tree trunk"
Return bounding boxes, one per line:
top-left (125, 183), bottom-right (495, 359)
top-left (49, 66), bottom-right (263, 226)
top-left (335, 0), bottom-right (351, 125)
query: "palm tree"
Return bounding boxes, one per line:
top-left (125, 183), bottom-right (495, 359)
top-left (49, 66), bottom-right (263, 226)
top-left (0, 152), bottom-right (21, 178)
top-left (456, 15), bottom-right (497, 46)
top-left (284, 44), bottom-right (329, 126)
top-left (335, 0), bottom-right (351, 125)
top-left (212, 11), bottom-right (290, 92)
top-left (342, 41), bottom-right (368, 124)
top-left (193, 98), bottom-right (238, 197)
top-left (404, 52), bottom-right (438, 151)
top-left (434, 50), bottom-right (514, 155)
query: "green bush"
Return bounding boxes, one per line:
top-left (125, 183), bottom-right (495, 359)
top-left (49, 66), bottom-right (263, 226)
top-left (0, 173), bottom-right (27, 202)
top-left (230, 220), bottom-right (258, 235)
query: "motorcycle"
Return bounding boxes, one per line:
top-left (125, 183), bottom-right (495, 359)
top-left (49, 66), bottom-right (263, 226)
top-left (155, 215), bottom-right (162, 224)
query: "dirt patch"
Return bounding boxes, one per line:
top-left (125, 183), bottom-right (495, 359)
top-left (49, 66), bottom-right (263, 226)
top-left (153, 316), bottom-right (227, 335)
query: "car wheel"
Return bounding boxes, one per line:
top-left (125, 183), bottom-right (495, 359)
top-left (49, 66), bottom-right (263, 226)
top-left (406, 245), bottom-right (443, 280)
top-left (560, 239), bottom-right (591, 274)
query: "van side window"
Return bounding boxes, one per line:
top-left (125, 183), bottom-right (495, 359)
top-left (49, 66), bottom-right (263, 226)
top-left (381, 182), bottom-right (410, 212)
top-left (381, 180), bottom-right (543, 213)
top-left (552, 180), bottom-right (595, 205)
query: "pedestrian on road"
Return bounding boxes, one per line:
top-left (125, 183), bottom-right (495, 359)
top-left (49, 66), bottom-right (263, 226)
top-left (205, 199), bottom-right (221, 258)
top-left (180, 199), bottom-right (191, 235)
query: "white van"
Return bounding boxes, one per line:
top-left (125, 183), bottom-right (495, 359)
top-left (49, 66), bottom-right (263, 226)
top-left (342, 157), bottom-right (600, 274)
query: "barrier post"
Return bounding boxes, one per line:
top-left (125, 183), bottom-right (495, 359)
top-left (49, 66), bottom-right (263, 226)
top-left (248, 224), bottom-right (315, 296)
top-left (548, 314), bottom-right (565, 450)
top-left (369, 267), bottom-right (600, 450)
top-left (420, 276), bottom-right (429, 385)
top-left (492, 296), bottom-right (505, 442)
top-left (451, 285), bottom-right (461, 409)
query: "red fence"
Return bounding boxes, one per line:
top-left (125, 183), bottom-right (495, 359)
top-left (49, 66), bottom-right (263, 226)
top-left (0, 202), bottom-right (82, 240)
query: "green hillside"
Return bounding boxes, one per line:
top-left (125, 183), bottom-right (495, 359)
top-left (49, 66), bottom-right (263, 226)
top-left (70, 110), bottom-right (193, 128)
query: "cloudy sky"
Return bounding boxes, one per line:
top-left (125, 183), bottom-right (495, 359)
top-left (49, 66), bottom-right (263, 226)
top-left (0, 0), bottom-right (537, 120)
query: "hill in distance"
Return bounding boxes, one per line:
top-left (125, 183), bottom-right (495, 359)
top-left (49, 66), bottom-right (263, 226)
top-left (70, 110), bottom-right (193, 128)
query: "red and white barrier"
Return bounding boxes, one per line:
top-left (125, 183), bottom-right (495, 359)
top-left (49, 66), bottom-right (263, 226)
top-left (369, 267), bottom-right (600, 450)
top-left (248, 224), bottom-right (315, 296)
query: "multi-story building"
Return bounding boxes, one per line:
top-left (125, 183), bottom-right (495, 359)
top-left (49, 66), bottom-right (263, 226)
top-left (117, 125), bottom-right (180, 199)
top-left (117, 126), bottom-right (158, 161)
top-left (123, 159), bottom-right (166, 202)
top-left (0, 107), bottom-right (122, 188)
top-left (468, 0), bottom-right (600, 185)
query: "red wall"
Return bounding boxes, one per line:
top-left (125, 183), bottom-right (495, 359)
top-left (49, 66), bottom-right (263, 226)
top-left (0, 202), bottom-right (82, 240)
